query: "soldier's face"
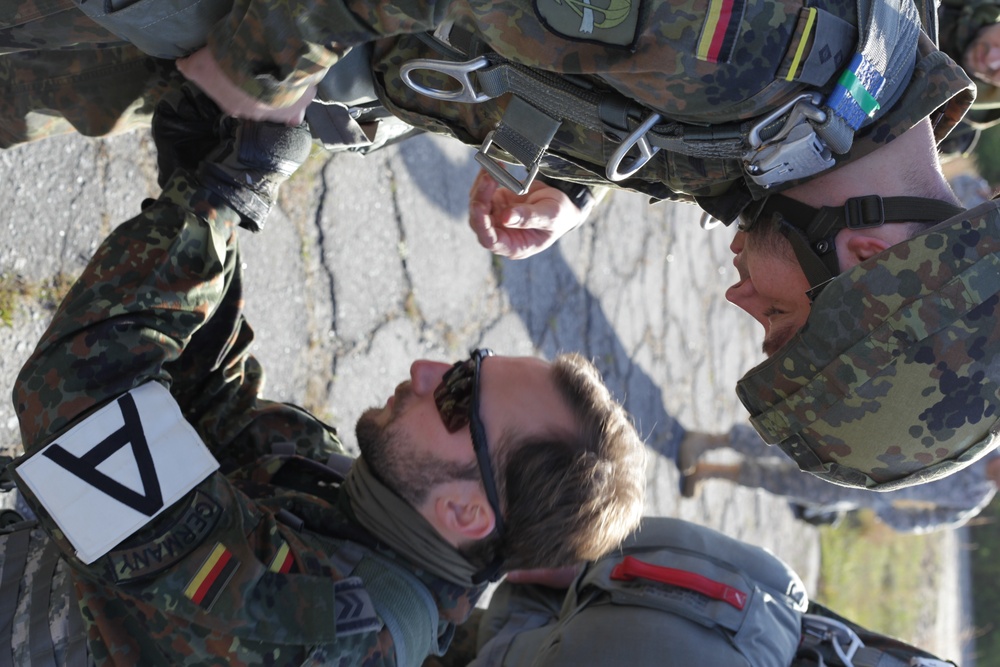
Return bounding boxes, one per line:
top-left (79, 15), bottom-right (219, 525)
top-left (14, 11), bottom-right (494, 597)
top-left (725, 229), bottom-right (811, 356)
top-left (355, 355), bottom-right (576, 507)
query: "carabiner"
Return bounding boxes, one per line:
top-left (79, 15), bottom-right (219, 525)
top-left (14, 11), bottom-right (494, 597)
top-left (801, 614), bottom-right (863, 667)
top-left (606, 112), bottom-right (662, 182)
top-left (748, 92), bottom-right (826, 149)
top-left (400, 57), bottom-right (494, 104)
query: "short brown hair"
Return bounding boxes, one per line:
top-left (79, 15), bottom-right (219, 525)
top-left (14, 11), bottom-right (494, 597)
top-left (466, 353), bottom-right (646, 570)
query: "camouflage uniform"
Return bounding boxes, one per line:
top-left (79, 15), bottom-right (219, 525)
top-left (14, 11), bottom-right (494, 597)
top-left (724, 424), bottom-right (998, 533)
top-left (9, 169), bottom-right (483, 666)
top-left (0, 0), bottom-right (975, 215)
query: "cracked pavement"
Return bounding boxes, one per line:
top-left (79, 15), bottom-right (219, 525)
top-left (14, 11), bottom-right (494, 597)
top-left (0, 127), bottom-right (965, 657)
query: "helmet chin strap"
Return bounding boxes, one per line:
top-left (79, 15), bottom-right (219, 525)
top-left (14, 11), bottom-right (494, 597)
top-left (747, 194), bottom-right (965, 300)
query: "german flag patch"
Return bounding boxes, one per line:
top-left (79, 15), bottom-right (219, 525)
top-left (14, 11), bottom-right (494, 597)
top-left (696, 0), bottom-right (746, 64)
top-left (268, 541), bottom-right (295, 574)
top-left (185, 543), bottom-right (239, 611)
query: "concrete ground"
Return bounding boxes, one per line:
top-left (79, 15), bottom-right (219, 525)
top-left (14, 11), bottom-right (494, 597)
top-left (0, 128), bottom-right (967, 660)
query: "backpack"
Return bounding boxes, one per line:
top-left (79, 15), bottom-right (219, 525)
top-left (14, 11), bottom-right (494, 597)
top-left (473, 517), bottom-right (955, 667)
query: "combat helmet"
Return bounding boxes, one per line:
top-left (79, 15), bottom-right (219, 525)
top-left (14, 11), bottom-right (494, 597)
top-left (736, 199), bottom-right (1000, 490)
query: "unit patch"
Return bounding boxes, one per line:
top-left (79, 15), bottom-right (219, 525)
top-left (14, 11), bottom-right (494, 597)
top-left (268, 541), bottom-right (295, 574)
top-left (14, 382), bottom-right (220, 564)
top-left (696, 0), bottom-right (747, 63)
top-left (185, 542), bottom-right (240, 611)
top-left (105, 490), bottom-right (223, 583)
top-left (534, 0), bottom-right (640, 47)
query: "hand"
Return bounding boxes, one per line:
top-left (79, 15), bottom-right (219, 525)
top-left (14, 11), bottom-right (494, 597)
top-left (176, 46), bottom-right (316, 125)
top-left (504, 565), bottom-right (582, 589)
top-left (964, 23), bottom-right (1000, 86)
top-left (468, 169), bottom-right (589, 260)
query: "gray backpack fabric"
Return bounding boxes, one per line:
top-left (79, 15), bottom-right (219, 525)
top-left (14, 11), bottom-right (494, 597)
top-left (473, 517), bottom-right (955, 667)
top-left (477, 517), bottom-right (807, 667)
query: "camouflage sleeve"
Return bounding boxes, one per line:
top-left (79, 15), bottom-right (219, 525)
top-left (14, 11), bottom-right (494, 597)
top-left (13, 170), bottom-right (242, 454)
top-left (207, 0), bottom-right (450, 107)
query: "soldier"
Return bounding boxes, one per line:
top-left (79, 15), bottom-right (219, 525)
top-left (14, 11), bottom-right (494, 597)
top-left (679, 425), bottom-right (1000, 533)
top-left (4, 0), bottom-right (1000, 490)
top-left (0, 0), bottom-right (979, 258)
top-left (5, 87), bottom-right (647, 665)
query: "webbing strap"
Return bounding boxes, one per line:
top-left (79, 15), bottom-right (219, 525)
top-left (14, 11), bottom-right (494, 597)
top-left (0, 528), bottom-right (30, 667)
top-left (61, 574), bottom-right (87, 667)
top-left (476, 58), bottom-right (749, 159)
top-left (351, 555), bottom-right (438, 667)
top-left (27, 540), bottom-right (61, 666)
top-left (820, 0), bottom-right (921, 153)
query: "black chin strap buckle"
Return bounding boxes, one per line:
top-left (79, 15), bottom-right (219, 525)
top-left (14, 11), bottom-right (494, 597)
top-left (843, 195), bottom-right (886, 229)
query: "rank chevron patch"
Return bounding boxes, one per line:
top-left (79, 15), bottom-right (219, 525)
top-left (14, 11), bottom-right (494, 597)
top-left (333, 577), bottom-right (380, 636)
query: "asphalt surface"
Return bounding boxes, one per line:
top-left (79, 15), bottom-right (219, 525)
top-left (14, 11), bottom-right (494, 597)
top-left (0, 128), bottom-right (967, 659)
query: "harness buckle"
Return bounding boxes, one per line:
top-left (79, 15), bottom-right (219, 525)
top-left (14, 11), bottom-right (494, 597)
top-left (606, 112), bottom-right (663, 182)
top-left (474, 131), bottom-right (540, 196)
top-left (801, 614), bottom-right (863, 667)
top-left (745, 92), bottom-right (834, 188)
top-left (400, 57), bottom-right (494, 104)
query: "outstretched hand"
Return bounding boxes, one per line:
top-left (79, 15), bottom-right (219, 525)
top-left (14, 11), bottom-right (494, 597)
top-left (468, 169), bottom-right (589, 260)
top-left (176, 46), bottom-right (315, 125)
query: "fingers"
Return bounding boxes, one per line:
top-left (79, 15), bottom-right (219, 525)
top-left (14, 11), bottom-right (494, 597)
top-left (176, 48), bottom-right (313, 125)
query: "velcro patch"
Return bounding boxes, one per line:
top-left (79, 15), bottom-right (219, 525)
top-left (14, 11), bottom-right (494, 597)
top-left (15, 382), bottom-right (220, 564)
top-left (105, 490), bottom-right (223, 583)
top-left (696, 0), bottom-right (747, 63)
top-left (334, 577), bottom-right (380, 636)
top-left (268, 540), bottom-right (295, 574)
top-left (184, 542), bottom-right (240, 611)
top-left (534, 0), bottom-right (641, 47)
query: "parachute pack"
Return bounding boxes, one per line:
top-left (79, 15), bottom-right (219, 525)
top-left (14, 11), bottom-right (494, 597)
top-left (472, 517), bottom-right (955, 667)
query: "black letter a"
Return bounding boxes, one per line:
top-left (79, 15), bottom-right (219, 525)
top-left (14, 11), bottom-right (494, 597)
top-left (43, 393), bottom-right (164, 516)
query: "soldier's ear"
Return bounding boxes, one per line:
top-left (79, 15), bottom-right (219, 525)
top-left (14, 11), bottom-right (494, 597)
top-left (431, 480), bottom-right (496, 544)
top-left (839, 233), bottom-right (892, 270)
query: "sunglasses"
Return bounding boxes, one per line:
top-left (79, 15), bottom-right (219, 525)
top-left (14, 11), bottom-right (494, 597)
top-left (433, 348), bottom-right (505, 542)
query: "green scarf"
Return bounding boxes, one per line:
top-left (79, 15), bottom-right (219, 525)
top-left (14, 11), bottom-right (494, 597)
top-left (344, 458), bottom-right (479, 587)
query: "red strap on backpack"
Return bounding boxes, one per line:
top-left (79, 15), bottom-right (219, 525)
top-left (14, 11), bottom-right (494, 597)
top-left (610, 556), bottom-right (748, 610)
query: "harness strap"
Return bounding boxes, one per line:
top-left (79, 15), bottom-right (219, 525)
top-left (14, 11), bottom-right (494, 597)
top-left (0, 527), bottom-right (31, 667)
top-left (756, 194), bottom-right (965, 297)
top-left (819, 0), bottom-right (921, 155)
top-left (27, 540), bottom-right (61, 666)
top-left (351, 555), bottom-right (439, 667)
top-left (61, 574), bottom-right (87, 667)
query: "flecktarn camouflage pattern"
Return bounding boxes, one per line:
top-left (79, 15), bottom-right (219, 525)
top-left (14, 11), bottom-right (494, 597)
top-left (737, 201), bottom-right (1000, 490)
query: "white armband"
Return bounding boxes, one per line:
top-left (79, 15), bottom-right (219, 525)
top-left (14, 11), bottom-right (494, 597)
top-left (16, 382), bottom-right (219, 564)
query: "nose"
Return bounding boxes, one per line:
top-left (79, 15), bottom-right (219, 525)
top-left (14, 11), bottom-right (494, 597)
top-left (410, 360), bottom-right (452, 395)
top-left (730, 230), bottom-right (746, 255)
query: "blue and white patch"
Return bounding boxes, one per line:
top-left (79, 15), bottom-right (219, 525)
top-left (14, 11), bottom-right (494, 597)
top-left (15, 382), bottom-right (219, 564)
top-left (334, 577), bottom-right (381, 636)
